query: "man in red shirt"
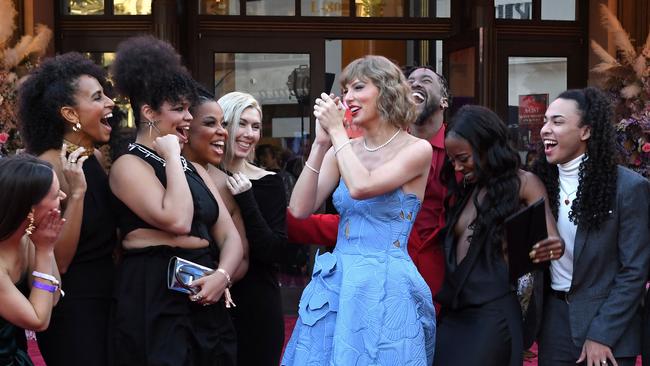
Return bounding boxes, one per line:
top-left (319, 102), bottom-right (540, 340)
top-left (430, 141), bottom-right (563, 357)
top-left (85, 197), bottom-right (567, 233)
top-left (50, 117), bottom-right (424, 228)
top-left (287, 66), bottom-right (450, 309)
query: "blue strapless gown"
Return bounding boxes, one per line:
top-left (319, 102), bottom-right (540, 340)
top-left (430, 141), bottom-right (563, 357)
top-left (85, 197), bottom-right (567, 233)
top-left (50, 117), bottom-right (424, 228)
top-left (282, 180), bottom-right (436, 366)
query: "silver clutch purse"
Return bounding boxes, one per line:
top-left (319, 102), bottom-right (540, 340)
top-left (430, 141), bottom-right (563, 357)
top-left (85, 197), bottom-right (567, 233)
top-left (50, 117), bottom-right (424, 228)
top-left (167, 256), bottom-right (214, 295)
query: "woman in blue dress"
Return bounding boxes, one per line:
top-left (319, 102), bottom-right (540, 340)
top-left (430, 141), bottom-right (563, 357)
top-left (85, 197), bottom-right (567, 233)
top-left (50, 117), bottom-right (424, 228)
top-left (283, 55), bottom-right (436, 366)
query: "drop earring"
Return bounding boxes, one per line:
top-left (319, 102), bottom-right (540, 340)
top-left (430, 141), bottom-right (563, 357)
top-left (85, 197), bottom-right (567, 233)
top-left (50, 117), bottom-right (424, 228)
top-left (25, 210), bottom-right (36, 236)
top-left (145, 120), bottom-right (160, 138)
top-left (72, 122), bottom-right (81, 132)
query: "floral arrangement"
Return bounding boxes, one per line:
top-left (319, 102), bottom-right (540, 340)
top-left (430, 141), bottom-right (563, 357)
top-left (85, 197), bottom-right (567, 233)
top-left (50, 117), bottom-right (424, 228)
top-left (0, 0), bottom-right (52, 156)
top-left (591, 4), bottom-right (650, 178)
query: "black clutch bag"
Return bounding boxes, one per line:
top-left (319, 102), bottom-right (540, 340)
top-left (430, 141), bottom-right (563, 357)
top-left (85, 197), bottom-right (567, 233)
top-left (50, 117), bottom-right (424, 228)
top-left (505, 197), bottom-right (547, 281)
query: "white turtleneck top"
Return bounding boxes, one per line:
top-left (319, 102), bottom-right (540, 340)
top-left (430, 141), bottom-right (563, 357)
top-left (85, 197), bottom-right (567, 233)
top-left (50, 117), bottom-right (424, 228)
top-left (550, 153), bottom-right (585, 292)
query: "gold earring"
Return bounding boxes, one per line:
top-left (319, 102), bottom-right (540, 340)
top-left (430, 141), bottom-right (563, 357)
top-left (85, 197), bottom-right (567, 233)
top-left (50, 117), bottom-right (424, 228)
top-left (25, 210), bottom-right (36, 236)
top-left (72, 122), bottom-right (81, 132)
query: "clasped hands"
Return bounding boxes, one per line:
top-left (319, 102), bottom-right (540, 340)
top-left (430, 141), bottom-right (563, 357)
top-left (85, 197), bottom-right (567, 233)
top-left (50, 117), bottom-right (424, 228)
top-left (313, 93), bottom-right (346, 144)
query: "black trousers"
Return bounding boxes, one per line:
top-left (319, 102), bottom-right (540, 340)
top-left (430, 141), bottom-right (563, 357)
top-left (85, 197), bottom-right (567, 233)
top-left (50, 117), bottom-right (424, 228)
top-left (538, 295), bottom-right (636, 366)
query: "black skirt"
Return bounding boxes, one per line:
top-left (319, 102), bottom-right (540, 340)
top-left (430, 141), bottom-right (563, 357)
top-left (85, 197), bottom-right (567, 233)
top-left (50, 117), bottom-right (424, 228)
top-left (434, 292), bottom-right (523, 366)
top-left (113, 245), bottom-right (236, 366)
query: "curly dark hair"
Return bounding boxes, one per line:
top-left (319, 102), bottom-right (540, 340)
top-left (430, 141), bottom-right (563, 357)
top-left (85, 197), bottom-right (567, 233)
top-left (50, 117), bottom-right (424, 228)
top-left (440, 105), bottom-right (521, 254)
top-left (18, 52), bottom-right (108, 155)
top-left (0, 155), bottom-right (53, 240)
top-left (531, 87), bottom-right (618, 229)
top-left (111, 35), bottom-right (197, 129)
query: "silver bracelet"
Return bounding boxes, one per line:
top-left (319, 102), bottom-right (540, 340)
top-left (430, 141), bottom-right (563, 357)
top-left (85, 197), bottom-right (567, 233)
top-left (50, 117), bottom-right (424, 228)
top-left (304, 162), bottom-right (320, 174)
top-left (334, 140), bottom-right (351, 156)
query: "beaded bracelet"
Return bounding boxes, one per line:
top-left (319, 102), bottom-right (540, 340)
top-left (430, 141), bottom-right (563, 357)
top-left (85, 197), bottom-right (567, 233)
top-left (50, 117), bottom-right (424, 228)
top-left (334, 140), bottom-right (351, 156)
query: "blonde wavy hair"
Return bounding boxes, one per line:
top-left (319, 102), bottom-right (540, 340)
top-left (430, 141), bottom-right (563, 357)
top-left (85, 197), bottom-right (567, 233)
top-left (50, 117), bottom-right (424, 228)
top-left (339, 55), bottom-right (416, 129)
top-left (217, 91), bottom-right (263, 168)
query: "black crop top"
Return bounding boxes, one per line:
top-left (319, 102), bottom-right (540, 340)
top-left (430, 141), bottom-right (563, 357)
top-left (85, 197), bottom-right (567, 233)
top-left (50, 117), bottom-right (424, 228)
top-left (112, 143), bottom-right (219, 249)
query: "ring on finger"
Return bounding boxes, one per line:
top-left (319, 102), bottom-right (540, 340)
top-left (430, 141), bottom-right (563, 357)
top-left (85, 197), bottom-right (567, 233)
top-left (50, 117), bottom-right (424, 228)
top-left (70, 159), bottom-right (77, 164)
top-left (549, 249), bottom-right (554, 258)
top-left (601, 361), bottom-right (607, 365)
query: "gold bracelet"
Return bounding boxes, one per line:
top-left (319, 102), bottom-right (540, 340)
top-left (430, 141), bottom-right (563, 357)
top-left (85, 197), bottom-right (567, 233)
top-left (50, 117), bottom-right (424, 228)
top-left (304, 162), bottom-right (320, 174)
top-left (216, 268), bottom-right (232, 288)
top-left (334, 140), bottom-right (351, 156)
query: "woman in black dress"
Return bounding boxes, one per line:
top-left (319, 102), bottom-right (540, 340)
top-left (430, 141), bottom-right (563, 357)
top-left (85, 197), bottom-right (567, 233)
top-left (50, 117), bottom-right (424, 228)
top-left (18, 52), bottom-right (117, 366)
top-left (218, 91), bottom-right (287, 366)
top-left (434, 105), bottom-right (563, 366)
top-left (0, 155), bottom-right (65, 366)
top-left (109, 35), bottom-right (243, 366)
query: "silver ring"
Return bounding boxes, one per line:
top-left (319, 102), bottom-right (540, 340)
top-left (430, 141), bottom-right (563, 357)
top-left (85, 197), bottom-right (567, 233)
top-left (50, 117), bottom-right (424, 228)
top-left (70, 159), bottom-right (77, 164)
top-left (549, 250), bottom-right (554, 258)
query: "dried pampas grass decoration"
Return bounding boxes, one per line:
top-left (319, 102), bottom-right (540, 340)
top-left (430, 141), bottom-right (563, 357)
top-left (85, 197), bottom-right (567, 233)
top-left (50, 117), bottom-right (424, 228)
top-left (0, 0), bottom-right (17, 50)
top-left (599, 4), bottom-right (637, 65)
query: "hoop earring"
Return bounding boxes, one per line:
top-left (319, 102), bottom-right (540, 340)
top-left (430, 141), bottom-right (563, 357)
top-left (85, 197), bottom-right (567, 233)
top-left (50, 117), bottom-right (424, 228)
top-left (72, 122), bottom-right (82, 132)
top-left (25, 210), bottom-right (36, 236)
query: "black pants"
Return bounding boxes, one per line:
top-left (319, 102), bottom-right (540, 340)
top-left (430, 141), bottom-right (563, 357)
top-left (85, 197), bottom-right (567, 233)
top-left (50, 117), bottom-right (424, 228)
top-left (538, 295), bottom-right (637, 366)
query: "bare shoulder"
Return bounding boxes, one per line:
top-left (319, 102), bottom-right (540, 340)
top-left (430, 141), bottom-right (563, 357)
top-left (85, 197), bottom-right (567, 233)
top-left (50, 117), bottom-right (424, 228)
top-left (207, 165), bottom-right (228, 187)
top-left (109, 154), bottom-right (152, 180)
top-left (518, 169), bottom-right (546, 200)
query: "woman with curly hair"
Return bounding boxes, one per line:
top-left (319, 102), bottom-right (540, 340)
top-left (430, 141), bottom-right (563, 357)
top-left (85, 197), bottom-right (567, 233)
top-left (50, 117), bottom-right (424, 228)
top-left (283, 55), bottom-right (435, 365)
top-left (217, 91), bottom-right (287, 366)
top-left (109, 35), bottom-right (242, 366)
top-left (0, 155), bottom-right (65, 366)
top-left (181, 86), bottom-right (249, 283)
top-left (532, 87), bottom-right (650, 366)
top-left (17, 52), bottom-right (117, 366)
top-left (433, 105), bottom-right (564, 366)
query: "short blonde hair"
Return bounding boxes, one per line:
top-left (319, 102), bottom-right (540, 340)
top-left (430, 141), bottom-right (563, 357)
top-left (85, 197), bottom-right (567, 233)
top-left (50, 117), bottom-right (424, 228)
top-left (217, 91), bottom-right (263, 167)
top-left (339, 55), bottom-right (416, 129)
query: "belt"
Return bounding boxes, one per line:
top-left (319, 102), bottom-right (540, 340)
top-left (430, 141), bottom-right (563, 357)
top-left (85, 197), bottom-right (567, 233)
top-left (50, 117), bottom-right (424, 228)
top-left (550, 289), bottom-right (571, 304)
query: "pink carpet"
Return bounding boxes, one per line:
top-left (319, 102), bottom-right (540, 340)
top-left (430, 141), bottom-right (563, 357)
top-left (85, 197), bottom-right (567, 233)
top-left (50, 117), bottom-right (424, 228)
top-left (27, 320), bottom-right (642, 365)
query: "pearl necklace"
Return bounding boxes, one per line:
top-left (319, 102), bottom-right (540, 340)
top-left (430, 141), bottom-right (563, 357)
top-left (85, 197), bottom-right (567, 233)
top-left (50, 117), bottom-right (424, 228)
top-left (363, 129), bottom-right (401, 152)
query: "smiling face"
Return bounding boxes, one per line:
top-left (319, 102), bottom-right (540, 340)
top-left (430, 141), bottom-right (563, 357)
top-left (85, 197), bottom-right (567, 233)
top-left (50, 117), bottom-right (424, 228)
top-left (445, 133), bottom-right (477, 183)
top-left (407, 68), bottom-right (444, 125)
top-left (66, 75), bottom-right (115, 145)
top-left (184, 101), bottom-right (227, 166)
top-left (541, 98), bottom-right (590, 165)
top-left (342, 78), bottom-right (380, 127)
top-left (32, 172), bottom-right (66, 224)
top-left (150, 99), bottom-right (193, 144)
top-left (229, 107), bottom-right (261, 159)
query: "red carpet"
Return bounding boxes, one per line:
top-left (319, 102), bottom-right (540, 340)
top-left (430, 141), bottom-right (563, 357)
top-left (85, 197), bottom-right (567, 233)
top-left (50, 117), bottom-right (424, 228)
top-left (28, 323), bottom-right (643, 366)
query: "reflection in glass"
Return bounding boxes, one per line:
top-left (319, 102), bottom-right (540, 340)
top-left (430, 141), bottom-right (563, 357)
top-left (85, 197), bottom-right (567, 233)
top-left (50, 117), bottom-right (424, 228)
top-left (301, 0), bottom-right (350, 16)
top-left (199, 0), bottom-right (240, 15)
top-left (214, 53), bottom-right (310, 105)
top-left (436, 0), bottom-right (450, 18)
top-left (409, 0), bottom-right (428, 17)
top-left (114, 0), bottom-right (152, 14)
top-left (541, 0), bottom-right (575, 21)
top-left (448, 47), bottom-right (476, 115)
top-left (214, 53), bottom-right (311, 160)
top-left (355, 0), bottom-right (403, 17)
top-left (65, 0), bottom-right (105, 15)
top-left (508, 57), bottom-right (567, 152)
top-left (247, 0), bottom-right (295, 15)
top-left (495, 0), bottom-right (532, 20)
